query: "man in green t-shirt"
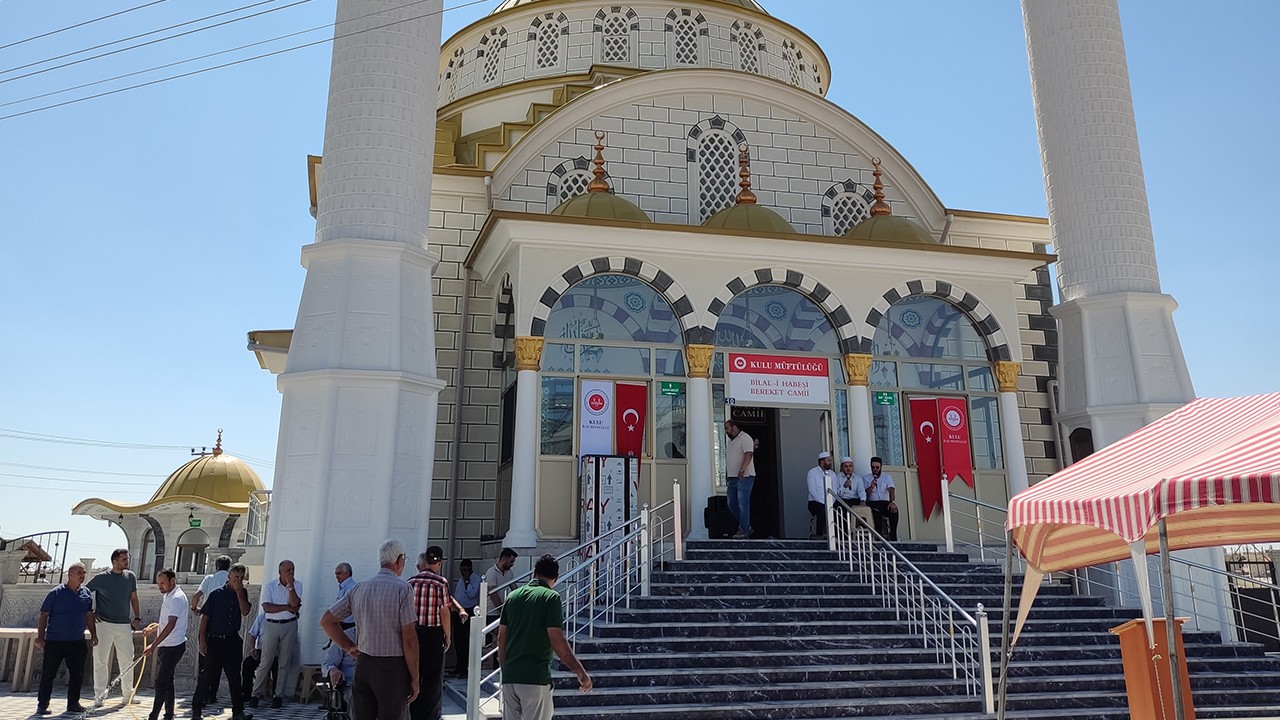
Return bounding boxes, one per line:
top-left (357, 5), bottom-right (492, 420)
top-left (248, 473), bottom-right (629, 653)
top-left (497, 555), bottom-right (590, 720)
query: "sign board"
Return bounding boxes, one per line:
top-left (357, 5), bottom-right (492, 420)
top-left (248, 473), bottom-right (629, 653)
top-left (726, 353), bottom-right (830, 407)
top-left (874, 392), bottom-right (897, 406)
top-left (660, 381), bottom-right (683, 397)
top-left (189, 518), bottom-right (202, 528)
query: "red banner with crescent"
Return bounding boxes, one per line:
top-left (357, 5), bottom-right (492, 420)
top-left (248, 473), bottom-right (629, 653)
top-left (937, 397), bottom-right (975, 489)
top-left (910, 397), bottom-right (944, 520)
top-left (614, 382), bottom-right (648, 458)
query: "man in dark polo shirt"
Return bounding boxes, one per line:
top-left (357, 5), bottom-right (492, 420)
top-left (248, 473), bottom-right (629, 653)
top-left (192, 563), bottom-right (252, 720)
top-left (498, 555), bottom-right (591, 720)
top-left (35, 562), bottom-right (96, 716)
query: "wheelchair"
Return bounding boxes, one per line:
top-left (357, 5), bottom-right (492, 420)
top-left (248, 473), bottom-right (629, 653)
top-left (320, 678), bottom-right (351, 720)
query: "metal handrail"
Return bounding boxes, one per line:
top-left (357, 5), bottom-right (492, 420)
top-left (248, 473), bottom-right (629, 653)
top-left (826, 491), bottom-right (994, 714)
top-left (465, 479), bottom-right (683, 720)
top-left (2, 530), bottom-right (70, 584)
top-left (941, 483), bottom-right (1280, 651)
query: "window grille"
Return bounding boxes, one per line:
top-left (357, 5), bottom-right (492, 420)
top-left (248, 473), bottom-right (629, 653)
top-left (558, 170), bottom-right (593, 202)
top-left (831, 193), bottom-right (871, 235)
top-left (602, 14), bottom-right (629, 63)
top-left (482, 30), bottom-right (505, 84)
top-left (674, 18), bottom-right (698, 64)
top-left (738, 31), bottom-right (758, 73)
top-left (697, 132), bottom-right (738, 220)
top-left (536, 20), bottom-right (560, 69)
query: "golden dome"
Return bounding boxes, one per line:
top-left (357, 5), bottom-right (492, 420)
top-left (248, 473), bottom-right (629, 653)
top-left (843, 157), bottom-right (937, 245)
top-left (550, 130), bottom-right (650, 222)
top-left (151, 433), bottom-right (264, 505)
top-left (703, 204), bottom-right (795, 233)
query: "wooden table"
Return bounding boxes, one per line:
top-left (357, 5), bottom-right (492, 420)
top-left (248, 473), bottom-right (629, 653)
top-left (0, 628), bottom-right (38, 692)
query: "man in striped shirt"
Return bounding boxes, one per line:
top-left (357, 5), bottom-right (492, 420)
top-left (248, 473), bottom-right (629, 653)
top-left (406, 546), bottom-right (452, 720)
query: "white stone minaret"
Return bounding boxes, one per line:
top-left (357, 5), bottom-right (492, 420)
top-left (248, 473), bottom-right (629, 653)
top-left (265, 0), bottom-right (445, 661)
top-left (1022, 0), bottom-right (1195, 454)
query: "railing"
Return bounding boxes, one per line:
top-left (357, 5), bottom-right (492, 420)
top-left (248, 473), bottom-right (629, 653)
top-left (244, 490), bottom-right (271, 546)
top-left (940, 483), bottom-right (1280, 651)
top-left (1, 530), bottom-right (70, 584)
top-left (465, 479), bottom-right (684, 720)
top-left (826, 491), bottom-right (994, 714)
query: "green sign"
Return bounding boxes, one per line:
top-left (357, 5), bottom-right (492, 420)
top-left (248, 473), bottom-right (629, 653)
top-left (874, 392), bottom-right (897, 406)
top-left (189, 518), bottom-right (202, 528)
top-left (660, 381), bottom-right (683, 397)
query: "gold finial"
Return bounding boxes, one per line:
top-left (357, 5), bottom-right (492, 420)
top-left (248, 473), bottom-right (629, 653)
top-left (869, 156), bottom-right (891, 217)
top-left (587, 130), bottom-right (611, 193)
top-left (735, 143), bottom-right (757, 205)
top-left (213, 428), bottom-right (224, 456)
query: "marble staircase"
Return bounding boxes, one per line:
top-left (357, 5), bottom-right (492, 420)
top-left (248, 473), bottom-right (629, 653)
top-left (549, 539), bottom-right (1280, 719)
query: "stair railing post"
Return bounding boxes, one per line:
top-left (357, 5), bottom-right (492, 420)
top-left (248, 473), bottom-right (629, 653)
top-left (977, 603), bottom-right (994, 714)
top-left (640, 503), bottom-right (652, 597)
top-left (941, 475), bottom-right (955, 553)
top-left (672, 478), bottom-right (684, 561)
top-left (589, 561), bottom-right (598, 637)
top-left (467, 579), bottom-right (487, 720)
top-left (825, 485), bottom-right (836, 552)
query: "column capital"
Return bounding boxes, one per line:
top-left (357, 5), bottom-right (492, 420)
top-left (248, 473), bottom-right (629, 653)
top-left (514, 336), bottom-right (545, 372)
top-left (843, 353), bottom-right (873, 387)
top-left (686, 344), bottom-right (715, 379)
top-left (994, 361), bottom-right (1022, 393)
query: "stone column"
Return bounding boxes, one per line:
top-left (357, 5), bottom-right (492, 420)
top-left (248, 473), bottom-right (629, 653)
top-left (995, 362), bottom-right (1030, 496)
top-left (685, 344), bottom-right (715, 540)
top-left (844, 354), bottom-right (875, 477)
top-left (265, 0), bottom-right (446, 663)
top-left (505, 337), bottom-right (544, 549)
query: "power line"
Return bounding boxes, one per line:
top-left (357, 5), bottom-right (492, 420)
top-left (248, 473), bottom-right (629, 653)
top-left (0, 0), bottom-right (316, 85)
top-left (0, 0), bottom-right (171, 52)
top-left (0, 471), bottom-right (159, 486)
top-left (0, 0), bottom-right (490, 122)
top-left (0, 461), bottom-right (167, 477)
top-left (0, 428), bottom-right (192, 449)
top-left (0, 482), bottom-right (150, 493)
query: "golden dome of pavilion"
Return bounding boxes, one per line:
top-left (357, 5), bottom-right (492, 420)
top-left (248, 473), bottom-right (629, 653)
top-left (151, 436), bottom-right (264, 506)
top-left (843, 157), bottom-right (936, 245)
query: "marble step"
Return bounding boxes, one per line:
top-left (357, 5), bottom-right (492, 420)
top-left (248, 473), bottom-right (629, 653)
top-left (666, 560), bottom-right (1011, 575)
top-left (1201, 705), bottom-right (1280, 718)
top-left (551, 662), bottom-right (961, 689)
top-left (550, 693), bottom-right (984, 719)
top-left (648, 576), bottom-right (1077, 596)
top-left (634, 593), bottom-right (1107, 609)
top-left (590, 617), bottom-right (1152, 639)
top-left (553, 678), bottom-right (971, 708)
top-left (688, 540), bottom-right (939, 552)
top-left (685, 547), bottom-right (968, 561)
top-left (615, 604), bottom-right (1138, 622)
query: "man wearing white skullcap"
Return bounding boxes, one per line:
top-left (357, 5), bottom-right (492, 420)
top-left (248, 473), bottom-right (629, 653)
top-left (806, 452), bottom-right (835, 539)
top-left (834, 456), bottom-right (866, 506)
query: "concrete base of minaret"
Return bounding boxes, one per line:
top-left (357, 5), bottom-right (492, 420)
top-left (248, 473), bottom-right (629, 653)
top-left (1052, 291), bottom-right (1195, 450)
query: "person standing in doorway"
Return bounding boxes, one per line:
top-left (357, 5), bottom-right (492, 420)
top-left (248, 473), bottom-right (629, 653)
top-left (251, 560), bottom-right (302, 709)
top-left (451, 559), bottom-right (480, 678)
top-left (806, 452), bottom-right (835, 539)
top-left (723, 420), bottom-right (756, 539)
top-left (191, 563), bottom-right (253, 720)
top-left (143, 569), bottom-right (188, 720)
top-left (87, 548), bottom-right (141, 706)
top-left (191, 555), bottom-right (231, 706)
top-left (320, 539), bottom-right (420, 720)
top-left (35, 562), bottom-right (96, 716)
top-left (864, 456), bottom-right (899, 541)
top-left (498, 554), bottom-right (591, 720)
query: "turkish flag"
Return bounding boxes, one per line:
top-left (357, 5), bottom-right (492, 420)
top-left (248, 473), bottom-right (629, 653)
top-left (614, 383), bottom-right (647, 457)
top-left (937, 397), bottom-right (975, 489)
top-left (910, 397), bottom-right (944, 520)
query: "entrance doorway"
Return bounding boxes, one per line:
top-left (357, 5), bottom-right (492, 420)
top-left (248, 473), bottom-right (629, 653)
top-left (730, 406), bottom-right (833, 539)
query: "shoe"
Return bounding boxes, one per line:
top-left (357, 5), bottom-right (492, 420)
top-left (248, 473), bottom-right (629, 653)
top-left (91, 700), bottom-right (104, 710)
top-left (128, 698), bottom-right (142, 705)
top-left (68, 706), bottom-right (88, 714)
top-left (247, 698), bottom-right (259, 709)
top-left (270, 697), bottom-right (282, 709)
top-left (36, 707), bottom-right (51, 716)
top-left (732, 529), bottom-right (750, 539)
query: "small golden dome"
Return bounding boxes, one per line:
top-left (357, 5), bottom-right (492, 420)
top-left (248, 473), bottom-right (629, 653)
top-left (843, 157), bottom-right (936, 245)
top-left (150, 432), bottom-right (265, 505)
top-left (549, 130), bottom-right (650, 222)
top-left (703, 204), bottom-right (796, 233)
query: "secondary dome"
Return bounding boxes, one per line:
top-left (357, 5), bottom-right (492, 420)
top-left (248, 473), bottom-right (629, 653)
top-left (702, 142), bottom-right (795, 233)
top-left (550, 130), bottom-right (650, 222)
top-left (843, 157), bottom-right (937, 245)
top-left (151, 436), bottom-right (265, 505)
top-left (494, 0), bottom-right (767, 14)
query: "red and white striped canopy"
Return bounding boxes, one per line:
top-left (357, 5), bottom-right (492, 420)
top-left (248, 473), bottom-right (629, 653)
top-left (1008, 392), bottom-right (1280, 573)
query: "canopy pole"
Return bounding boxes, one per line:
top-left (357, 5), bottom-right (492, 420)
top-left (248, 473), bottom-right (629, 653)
top-left (1159, 518), bottom-right (1187, 720)
top-left (996, 529), bottom-right (1015, 720)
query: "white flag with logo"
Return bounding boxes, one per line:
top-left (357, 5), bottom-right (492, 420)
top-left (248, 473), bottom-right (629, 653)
top-left (578, 380), bottom-right (614, 456)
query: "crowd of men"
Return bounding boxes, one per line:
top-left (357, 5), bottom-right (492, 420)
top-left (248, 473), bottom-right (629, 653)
top-left (35, 542), bottom-right (589, 720)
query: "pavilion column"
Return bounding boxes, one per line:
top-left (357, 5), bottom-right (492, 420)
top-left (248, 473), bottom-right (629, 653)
top-left (685, 344), bottom-right (715, 540)
top-left (844, 354), bottom-right (875, 477)
top-left (506, 337), bottom-right (544, 549)
top-left (996, 361), bottom-right (1030, 496)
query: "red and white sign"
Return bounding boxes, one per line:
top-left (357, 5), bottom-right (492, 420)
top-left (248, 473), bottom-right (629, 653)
top-left (937, 397), bottom-right (975, 489)
top-left (614, 382), bottom-right (647, 457)
top-left (579, 380), bottom-right (614, 455)
top-left (726, 353), bottom-right (830, 407)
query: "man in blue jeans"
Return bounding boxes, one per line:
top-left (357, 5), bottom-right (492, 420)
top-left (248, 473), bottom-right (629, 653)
top-left (724, 420), bottom-right (756, 539)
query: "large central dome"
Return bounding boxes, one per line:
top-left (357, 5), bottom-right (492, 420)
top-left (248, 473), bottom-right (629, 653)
top-left (493, 0), bottom-right (767, 13)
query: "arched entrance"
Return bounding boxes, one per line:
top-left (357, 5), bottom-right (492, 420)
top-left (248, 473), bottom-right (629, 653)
top-left (175, 527), bottom-right (209, 575)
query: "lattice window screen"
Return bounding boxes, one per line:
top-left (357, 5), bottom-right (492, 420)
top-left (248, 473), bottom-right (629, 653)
top-left (787, 49), bottom-right (802, 86)
top-left (558, 170), bottom-right (593, 202)
top-left (674, 18), bottom-right (698, 64)
top-left (602, 14), bottom-right (629, 63)
top-left (697, 132), bottom-right (738, 221)
top-left (738, 32), bottom-right (758, 73)
top-left (536, 21), bottom-right (560, 69)
top-left (831, 193), bottom-right (871, 236)
top-left (483, 45), bottom-right (503, 84)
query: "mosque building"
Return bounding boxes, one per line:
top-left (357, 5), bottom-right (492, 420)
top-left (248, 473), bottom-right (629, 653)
top-left (249, 0), bottom-right (1076, 573)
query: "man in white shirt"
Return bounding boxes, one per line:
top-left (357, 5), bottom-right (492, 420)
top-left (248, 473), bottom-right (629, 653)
top-left (191, 555), bottom-right (231, 706)
top-left (806, 452), bottom-right (835, 539)
top-left (484, 549), bottom-right (518, 617)
top-left (334, 563), bottom-right (356, 630)
top-left (250, 561), bottom-right (302, 709)
top-left (143, 569), bottom-right (188, 720)
top-left (723, 420), bottom-right (756, 539)
top-left (834, 457), bottom-right (866, 507)
top-left (864, 456), bottom-right (899, 541)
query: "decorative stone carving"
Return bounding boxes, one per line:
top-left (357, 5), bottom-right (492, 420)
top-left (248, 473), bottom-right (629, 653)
top-left (843, 353), bottom-right (872, 387)
top-left (994, 361), bottom-right (1022, 393)
top-left (685, 344), bottom-right (715, 379)
top-left (515, 336), bottom-right (545, 371)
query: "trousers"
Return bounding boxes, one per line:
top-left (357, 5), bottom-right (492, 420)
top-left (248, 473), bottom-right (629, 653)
top-left (192, 635), bottom-right (244, 717)
top-left (725, 475), bottom-right (755, 535)
top-left (253, 619), bottom-right (298, 700)
top-left (352, 654), bottom-right (409, 720)
top-left (149, 644), bottom-right (185, 720)
top-left (37, 639), bottom-right (87, 711)
top-left (409, 626), bottom-right (445, 720)
top-left (93, 621), bottom-right (135, 702)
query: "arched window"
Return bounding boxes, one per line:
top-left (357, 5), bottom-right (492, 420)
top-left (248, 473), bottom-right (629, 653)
top-left (870, 295), bottom-right (1002, 470)
top-left (782, 40), bottom-right (804, 87)
top-left (596, 9), bottom-right (636, 65)
top-left (731, 21), bottom-right (762, 74)
top-left (713, 286), bottom-right (839, 355)
top-left (529, 13), bottom-right (566, 72)
top-left (547, 156), bottom-right (597, 208)
top-left (479, 27), bottom-right (507, 86)
top-left (688, 116), bottom-right (746, 222)
top-left (139, 529), bottom-right (156, 581)
top-left (824, 179), bottom-right (874, 236)
top-left (175, 527), bottom-right (210, 575)
top-left (440, 47), bottom-right (464, 104)
top-left (665, 9), bottom-right (706, 66)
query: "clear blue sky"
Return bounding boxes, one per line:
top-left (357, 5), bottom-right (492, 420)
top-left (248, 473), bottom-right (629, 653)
top-left (2, 0), bottom-right (1276, 565)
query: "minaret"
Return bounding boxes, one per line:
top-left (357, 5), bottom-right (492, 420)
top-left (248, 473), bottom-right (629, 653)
top-left (265, 0), bottom-right (445, 661)
top-left (1022, 0), bottom-right (1195, 454)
